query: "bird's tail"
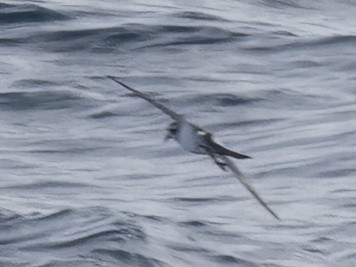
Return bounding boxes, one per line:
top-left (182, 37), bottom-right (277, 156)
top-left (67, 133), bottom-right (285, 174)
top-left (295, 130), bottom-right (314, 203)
top-left (223, 148), bottom-right (251, 159)
top-left (211, 142), bottom-right (251, 159)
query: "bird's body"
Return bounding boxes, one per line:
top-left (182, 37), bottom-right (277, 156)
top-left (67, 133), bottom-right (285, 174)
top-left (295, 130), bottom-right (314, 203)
top-left (174, 121), bottom-right (207, 154)
top-left (107, 75), bottom-right (280, 220)
top-left (167, 120), bottom-right (251, 169)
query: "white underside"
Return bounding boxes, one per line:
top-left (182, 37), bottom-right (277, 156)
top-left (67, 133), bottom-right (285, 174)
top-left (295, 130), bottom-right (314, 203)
top-left (175, 121), bottom-right (206, 154)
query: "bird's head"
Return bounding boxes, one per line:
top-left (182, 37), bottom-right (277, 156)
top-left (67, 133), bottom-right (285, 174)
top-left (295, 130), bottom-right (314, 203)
top-left (165, 121), bottom-right (178, 141)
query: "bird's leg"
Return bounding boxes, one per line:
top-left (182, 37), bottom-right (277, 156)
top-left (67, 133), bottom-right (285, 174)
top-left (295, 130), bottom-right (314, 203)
top-left (199, 145), bottom-right (228, 171)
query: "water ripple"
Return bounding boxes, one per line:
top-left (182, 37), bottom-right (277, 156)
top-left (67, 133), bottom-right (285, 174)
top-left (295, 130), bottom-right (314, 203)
top-left (0, 3), bottom-right (69, 24)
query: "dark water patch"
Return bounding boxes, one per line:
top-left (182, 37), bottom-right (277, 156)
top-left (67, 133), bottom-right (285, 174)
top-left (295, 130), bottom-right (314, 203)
top-left (46, 229), bottom-right (135, 248)
top-left (0, 158), bottom-right (29, 171)
top-left (141, 215), bottom-right (165, 222)
top-left (51, 221), bottom-right (145, 248)
top-left (29, 146), bottom-right (106, 155)
top-left (0, 209), bottom-right (23, 229)
top-left (111, 222), bottom-right (147, 241)
top-left (337, 202), bottom-right (356, 209)
top-left (160, 25), bottom-right (207, 34)
top-left (173, 196), bottom-right (235, 204)
top-left (56, 26), bottom-right (146, 46)
top-left (30, 24), bottom-right (247, 52)
top-left (30, 25), bottom-right (150, 52)
top-left (174, 197), bottom-right (216, 203)
top-left (0, 3), bottom-right (69, 24)
top-left (0, 38), bottom-right (25, 46)
top-left (245, 44), bottom-right (280, 53)
top-left (245, 35), bottom-right (356, 54)
top-left (0, 3), bottom-right (11, 8)
top-left (258, 160), bottom-right (321, 178)
top-left (39, 28), bottom-right (108, 42)
top-left (0, 210), bottom-right (59, 245)
top-left (147, 36), bottom-right (232, 47)
top-left (290, 60), bottom-right (322, 68)
top-left (272, 30), bottom-right (298, 37)
top-left (122, 211), bottom-right (166, 222)
top-left (36, 207), bottom-right (113, 223)
top-left (93, 249), bottom-right (164, 267)
top-left (148, 32), bottom-right (246, 48)
top-left (319, 168), bottom-right (356, 178)
top-left (18, 209), bottom-right (146, 251)
top-left (0, 90), bottom-right (93, 111)
top-left (89, 111), bottom-right (119, 119)
top-left (315, 35), bottom-right (356, 47)
top-left (122, 174), bottom-right (164, 181)
top-left (168, 244), bottom-right (211, 254)
top-left (38, 258), bottom-right (100, 267)
top-left (3, 181), bottom-right (97, 191)
top-left (34, 209), bottom-right (74, 222)
top-left (211, 254), bottom-right (258, 266)
top-left (0, 232), bottom-right (43, 246)
top-left (217, 118), bottom-right (285, 129)
top-left (104, 32), bottom-right (144, 45)
top-left (215, 94), bottom-right (260, 107)
top-left (12, 79), bottom-right (60, 88)
top-left (203, 229), bottom-right (244, 241)
top-left (179, 220), bottom-right (207, 227)
top-left (342, 252), bottom-right (356, 260)
top-left (185, 93), bottom-right (260, 108)
top-left (174, 11), bottom-right (229, 22)
top-left (0, 158), bottom-right (37, 171)
top-left (265, 221), bottom-right (320, 231)
top-left (312, 107), bottom-right (356, 124)
top-left (302, 245), bottom-right (325, 255)
top-left (260, 89), bottom-right (337, 110)
top-left (26, 138), bottom-right (114, 155)
top-left (138, 25), bottom-right (247, 49)
top-left (330, 188), bottom-right (356, 194)
top-left (311, 236), bottom-right (333, 244)
top-left (259, 0), bottom-right (308, 9)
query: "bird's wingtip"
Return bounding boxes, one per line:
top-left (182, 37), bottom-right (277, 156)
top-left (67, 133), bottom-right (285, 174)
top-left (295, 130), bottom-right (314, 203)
top-left (272, 211), bottom-right (281, 221)
top-left (107, 76), bottom-right (132, 90)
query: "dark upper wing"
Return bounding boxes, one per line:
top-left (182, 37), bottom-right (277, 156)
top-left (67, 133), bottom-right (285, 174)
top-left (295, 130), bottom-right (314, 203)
top-left (222, 156), bottom-right (280, 220)
top-left (107, 76), bottom-right (182, 121)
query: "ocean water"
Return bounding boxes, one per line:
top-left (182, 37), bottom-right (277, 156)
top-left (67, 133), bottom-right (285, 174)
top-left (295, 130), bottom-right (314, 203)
top-left (1, 1), bottom-right (356, 266)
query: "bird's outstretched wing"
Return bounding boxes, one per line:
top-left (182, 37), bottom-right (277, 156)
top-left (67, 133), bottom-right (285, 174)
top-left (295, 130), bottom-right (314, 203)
top-left (222, 156), bottom-right (280, 220)
top-left (108, 76), bottom-right (279, 220)
top-left (107, 76), bottom-right (182, 121)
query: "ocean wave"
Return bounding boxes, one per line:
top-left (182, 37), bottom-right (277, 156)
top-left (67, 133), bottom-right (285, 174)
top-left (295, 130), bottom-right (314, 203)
top-left (23, 23), bottom-right (248, 52)
top-left (211, 254), bottom-right (258, 266)
top-left (1, 1), bottom-right (356, 266)
top-left (173, 11), bottom-right (229, 22)
top-left (0, 3), bottom-right (69, 24)
top-left (92, 249), bottom-right (165, 267)
top-left (245, 34), bottom-right (356, 53)
top-left (0, 78), bottom-right (101, 111)
top-left (0, 91), bottom-right (84, 110)
top-left (0, 207), bottom-right (149, 265)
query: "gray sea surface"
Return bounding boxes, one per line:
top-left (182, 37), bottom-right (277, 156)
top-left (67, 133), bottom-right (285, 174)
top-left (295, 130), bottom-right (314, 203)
top-left (1, 1), bottom-right (356, 266)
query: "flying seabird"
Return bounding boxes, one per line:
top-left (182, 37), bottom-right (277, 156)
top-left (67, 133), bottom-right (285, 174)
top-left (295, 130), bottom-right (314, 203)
top-left (108, 75), bottom-right (280, 220)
